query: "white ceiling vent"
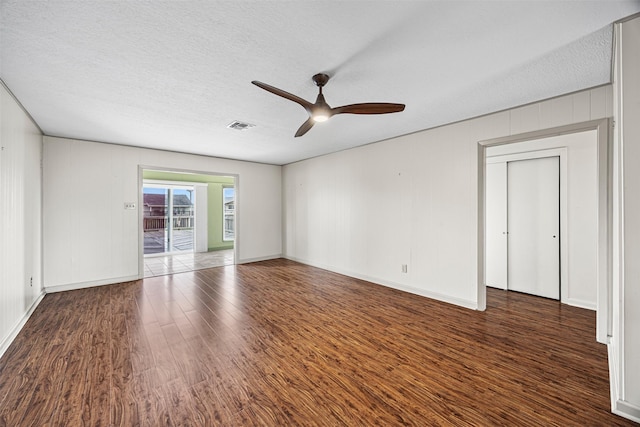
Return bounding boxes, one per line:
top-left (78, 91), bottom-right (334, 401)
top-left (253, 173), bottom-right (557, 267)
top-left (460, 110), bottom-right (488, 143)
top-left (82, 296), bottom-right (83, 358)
top-left (227, 121), bottom-right (255, 131)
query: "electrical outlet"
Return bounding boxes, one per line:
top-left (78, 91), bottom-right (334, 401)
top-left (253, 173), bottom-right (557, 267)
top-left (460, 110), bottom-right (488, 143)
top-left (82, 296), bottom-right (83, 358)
top-left (401, 264), bottom-right (408, 273)
top-left (124, 202), bottom-right (136, 210)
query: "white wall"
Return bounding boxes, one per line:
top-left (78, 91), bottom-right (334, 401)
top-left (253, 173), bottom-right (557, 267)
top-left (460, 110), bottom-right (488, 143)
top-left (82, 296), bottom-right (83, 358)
top-left (194, 184), bottom-right (208, 253)
top-left (0, 83), bottom-right (43, 357)
top-left (283, 86), bottom-right (612, 310)
top-left (486, 131), bottom-right (599, 309)
top-left (43, 136), bottom-right (282, 291)
top-left (611, 15), bottom-right (640, 422)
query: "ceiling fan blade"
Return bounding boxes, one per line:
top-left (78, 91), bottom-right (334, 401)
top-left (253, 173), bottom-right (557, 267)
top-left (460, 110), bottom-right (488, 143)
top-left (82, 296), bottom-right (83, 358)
top-left (331, 103), bottom-right (405, 115)
top-left (251, 81), bottom-right (314, 112)
top-left (295, 117), bottom-right (315, 137)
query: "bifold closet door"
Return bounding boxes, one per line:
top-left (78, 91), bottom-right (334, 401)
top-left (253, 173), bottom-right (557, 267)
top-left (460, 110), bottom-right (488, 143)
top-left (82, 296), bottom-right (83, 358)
top-left (507, 156), bottom-right (560, 299)
top-left (485, 162), bottom-right (508, 289)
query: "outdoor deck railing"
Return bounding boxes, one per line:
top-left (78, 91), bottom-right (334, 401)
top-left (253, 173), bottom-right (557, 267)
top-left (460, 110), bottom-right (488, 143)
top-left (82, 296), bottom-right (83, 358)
top-left (143, 215), bottom-right (194, 231)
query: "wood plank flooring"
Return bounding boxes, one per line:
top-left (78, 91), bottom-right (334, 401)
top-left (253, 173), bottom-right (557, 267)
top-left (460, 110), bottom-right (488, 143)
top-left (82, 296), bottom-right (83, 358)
top-left (0, 258), bottom-right (634, 426)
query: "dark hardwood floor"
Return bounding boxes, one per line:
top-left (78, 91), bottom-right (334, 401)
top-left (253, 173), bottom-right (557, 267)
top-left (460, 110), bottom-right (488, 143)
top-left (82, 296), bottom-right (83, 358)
top-left (0, 259), bottom-right (634, 426)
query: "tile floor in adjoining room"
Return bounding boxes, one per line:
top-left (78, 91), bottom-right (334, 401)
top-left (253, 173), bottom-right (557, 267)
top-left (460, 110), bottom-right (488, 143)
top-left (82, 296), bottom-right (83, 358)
top-left (143, 249), bottom-right (234, 277)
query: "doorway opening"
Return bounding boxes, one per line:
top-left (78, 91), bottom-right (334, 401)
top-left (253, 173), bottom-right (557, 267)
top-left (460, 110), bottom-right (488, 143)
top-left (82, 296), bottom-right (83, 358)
top-left (478, 119), bottom-right (610, 343)
top-left (140, 168), bottom-right (237, 278)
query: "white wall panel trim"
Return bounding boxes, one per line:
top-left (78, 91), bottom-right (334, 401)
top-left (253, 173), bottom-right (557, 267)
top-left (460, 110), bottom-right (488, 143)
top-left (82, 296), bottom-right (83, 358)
top-left (613, 15), bottom-right (640, 417)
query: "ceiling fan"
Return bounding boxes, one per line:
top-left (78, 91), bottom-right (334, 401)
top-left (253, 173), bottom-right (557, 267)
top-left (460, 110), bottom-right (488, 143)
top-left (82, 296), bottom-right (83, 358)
top-left (251, 73), bottom-right (405, 137)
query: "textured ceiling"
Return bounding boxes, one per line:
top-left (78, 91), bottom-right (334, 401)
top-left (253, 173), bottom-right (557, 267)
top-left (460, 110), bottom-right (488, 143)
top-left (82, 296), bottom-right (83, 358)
top-left (1, 1), bottom-right (639, 165)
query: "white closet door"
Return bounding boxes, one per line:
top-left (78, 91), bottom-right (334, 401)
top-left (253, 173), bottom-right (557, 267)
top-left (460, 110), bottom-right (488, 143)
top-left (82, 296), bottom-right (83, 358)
top-left (486, 162), bottom-right (508, 289)
top-left (507, 156), bottom-right (560, 299)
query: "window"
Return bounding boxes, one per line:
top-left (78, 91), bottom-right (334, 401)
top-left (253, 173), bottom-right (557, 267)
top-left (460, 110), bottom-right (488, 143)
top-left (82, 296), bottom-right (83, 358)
top-left (223, 186), bottom-right (235, 241)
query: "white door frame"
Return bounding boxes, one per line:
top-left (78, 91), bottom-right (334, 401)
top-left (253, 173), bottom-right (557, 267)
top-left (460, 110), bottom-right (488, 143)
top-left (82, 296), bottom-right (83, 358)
top-left (478, 119), bottom-right (611, 344)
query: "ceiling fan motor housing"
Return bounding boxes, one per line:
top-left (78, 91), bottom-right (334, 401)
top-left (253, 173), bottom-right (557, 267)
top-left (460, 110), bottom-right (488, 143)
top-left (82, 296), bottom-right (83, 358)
top-left (312, 73), bottom-right (330, 88)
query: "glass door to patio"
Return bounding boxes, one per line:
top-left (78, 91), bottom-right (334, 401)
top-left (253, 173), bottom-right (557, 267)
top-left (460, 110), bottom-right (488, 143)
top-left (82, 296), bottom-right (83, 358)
top-left (143, 184), bottom-right (195, 255)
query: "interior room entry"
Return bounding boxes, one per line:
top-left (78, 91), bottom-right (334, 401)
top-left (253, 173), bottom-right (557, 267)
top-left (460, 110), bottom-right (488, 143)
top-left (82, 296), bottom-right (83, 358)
top-left (486, 156), bottom-right (560, 300)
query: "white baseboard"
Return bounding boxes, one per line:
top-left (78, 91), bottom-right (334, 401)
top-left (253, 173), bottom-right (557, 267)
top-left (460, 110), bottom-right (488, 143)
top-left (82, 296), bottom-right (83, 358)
top-left (608, 339), bottom-right (620, 411)
top-left (614, 400), bottom-right (640, 423)
top-left (0, 290), bottom-right (46, 360)
top-left (283, 255), bottom-right (478, 310)
top-left (607, 339), bottom-right (640, 423)
top-left (236, 254), bottom-right (282, 265)
top-left (563, 297), bottom-right (597, 311)
top-left (45, 274), bottom-right (140, 293)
